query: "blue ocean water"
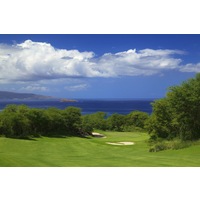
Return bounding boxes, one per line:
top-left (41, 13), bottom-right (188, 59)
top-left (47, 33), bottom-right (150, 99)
top-left (0, 99), bottom-right (155, 115)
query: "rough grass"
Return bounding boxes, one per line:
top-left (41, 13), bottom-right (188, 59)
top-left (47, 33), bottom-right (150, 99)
top-left (0, 131), bottom-right (200, 166)
top-left (149, 139), bottom-right (194, 152)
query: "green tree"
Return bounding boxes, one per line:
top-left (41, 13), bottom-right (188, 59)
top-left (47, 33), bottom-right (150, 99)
top-left (147, 73), bottom-right (200, 141)
top-left (0, 104), bottom-right (31, 138)
top-left (41, 107), bottom-right (65, 136)
top-left (62, 107), bottom-right (82, 135)
top-left (26, 108), bottom-right (44, 136)
top-left (82, 112), bottom-right (107, 131)
top-left (126, 111), bottom-right (149, 129)
top-left (146, 98), bottom-right (178, 140)
top-left (107, 113), bottom-right (125, 131)
top-left (81, 115), bottom-right (94, 134)
top-left (0, 105), bottom-right (87, 138)
top-left (167, 74), bottom-right (200, 140)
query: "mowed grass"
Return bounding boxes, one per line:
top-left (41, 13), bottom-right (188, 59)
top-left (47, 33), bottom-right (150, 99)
top-left (0, 131), bottom-right (200, 166)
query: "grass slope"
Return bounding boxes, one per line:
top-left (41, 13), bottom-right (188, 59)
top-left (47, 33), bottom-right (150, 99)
top-left (0, 131), bottom-right (200, 166)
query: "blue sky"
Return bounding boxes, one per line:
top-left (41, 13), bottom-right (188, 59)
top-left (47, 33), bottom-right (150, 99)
top-left (0, 34), bottom-right (199, 99)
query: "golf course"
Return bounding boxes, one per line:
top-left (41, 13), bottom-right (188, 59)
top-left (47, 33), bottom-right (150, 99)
top-left (1, 131), bottom-right (200, 167)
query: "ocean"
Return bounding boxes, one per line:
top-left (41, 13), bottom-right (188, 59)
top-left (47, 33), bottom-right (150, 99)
top-left (0, 99), bottom-right (155, 115)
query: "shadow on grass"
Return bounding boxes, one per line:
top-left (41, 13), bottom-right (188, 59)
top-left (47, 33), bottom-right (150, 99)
top-left (46, 134), bottom-right (93, 139)
top-left (2, 132), bottom-right (94, 140)
top-left (6, 136), bottom-right (38, 141)
top-left (42, 130), bottom-right (94, 139)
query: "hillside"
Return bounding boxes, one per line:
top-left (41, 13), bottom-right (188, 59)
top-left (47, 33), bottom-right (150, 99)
top-left (0, 91), bottom-right (55, 100)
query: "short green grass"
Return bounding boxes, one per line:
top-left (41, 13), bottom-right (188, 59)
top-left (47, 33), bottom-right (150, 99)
top-left (0, 131), bottom-right (200, 166)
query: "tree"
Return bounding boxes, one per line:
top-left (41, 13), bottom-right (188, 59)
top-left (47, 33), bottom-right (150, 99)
top-left (146, 98), bottom-right (178, 140)
top-left (0, 104), bottom-right (31, 138)
top-left (81, 115), bottom-right (94, 134)
top-left (62, 107), bottom-right (82, 135)
top-left (0, 105), bottom-right (84, 138)
top-left (26, 108), bottom-right (45, 136)
top-left (82, 112), bottom-right (107, 131)
top-left (41, 107), bottom-right (65, 136)
top-left (126, 111), bottom-right (149, 129)
top-left (107, 113), bottom-right (125, 131)
top-left (147, 73), bottom-right (200, 141)
top-left (166, 74), bottom-right (200, 140)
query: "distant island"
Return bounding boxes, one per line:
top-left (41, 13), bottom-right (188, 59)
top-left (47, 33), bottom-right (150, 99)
top-left (60, 98), bottom-right (78, 102)
top-left (0, 91), bottom-right (55, 100)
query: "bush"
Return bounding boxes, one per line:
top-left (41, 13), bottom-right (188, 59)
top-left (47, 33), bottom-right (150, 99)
top-left (0, 105), bottom-right (85, 138)
top-left (146, 73), bottom-right (200, 143)
top-left (82, 112), bottom-right (107, 131)
top-left (149, 139), bottom-right (193, 152)
top-left (81, 115), bottom-right (94, 134)
top-left (126, 111), bottom-right (149, 129)
top-left (107, 113), bottom-right (126, 131)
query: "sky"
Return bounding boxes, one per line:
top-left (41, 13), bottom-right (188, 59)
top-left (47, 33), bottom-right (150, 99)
top-left (0, 34), bottom-right (199, 99)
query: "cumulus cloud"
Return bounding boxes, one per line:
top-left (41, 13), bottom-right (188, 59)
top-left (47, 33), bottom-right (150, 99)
top-left (0, 40), bottom-right (95, 82)
top-left (96, 48), bottom-right (184, 76)
top-left (0, 40), bottom-right (188, 84)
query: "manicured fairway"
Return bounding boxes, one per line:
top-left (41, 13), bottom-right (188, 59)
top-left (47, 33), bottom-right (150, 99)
top-left (0, 131), bottom-right (200, 166)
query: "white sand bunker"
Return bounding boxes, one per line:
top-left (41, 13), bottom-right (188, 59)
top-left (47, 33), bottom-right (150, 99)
top-left (106, 142), bottom-right (134, 146)
top-left (91, 132), bottom-right (106, 138)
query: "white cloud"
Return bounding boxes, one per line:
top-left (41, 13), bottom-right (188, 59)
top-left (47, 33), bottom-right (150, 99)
top-left (0, 40), bottom-right (188, 84)
top-left (20, 85), bottom-right (49, 92)
top-left (180, 63), bottom-right (200, 73)
top-left (0, 40), bottom-right (95, 82)
top-left (64, 84), bottom-right (88, 91)
top-left (96, 48), bottom-right (184, 76)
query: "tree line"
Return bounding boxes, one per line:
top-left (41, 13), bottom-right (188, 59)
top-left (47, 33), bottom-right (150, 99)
top-left (82, 110), bottom-right (149, 132)
top-left (0, 104), bottom-right (149, 139)
top-left (0, 105), bottom-right (82, 138)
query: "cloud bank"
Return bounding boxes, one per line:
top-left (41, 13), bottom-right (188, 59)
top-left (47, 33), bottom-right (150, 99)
top-left (0, 40), bottom-right (192, 85)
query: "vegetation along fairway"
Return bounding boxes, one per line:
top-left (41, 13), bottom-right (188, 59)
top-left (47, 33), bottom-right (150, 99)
top-left (1, 131), bottom-right (200, 167)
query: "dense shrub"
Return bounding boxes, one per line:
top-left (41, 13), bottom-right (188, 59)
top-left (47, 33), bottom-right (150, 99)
top-left (82, 111), bottom-right (149, 132)
top-left (106, 113), bottom-right (126, 131)
top-left (146, 73), bottom-right (200, 142)
top-left (81, 115), bottom-right (94, 133)
top-left (0, 105), bottom-right (32, 138)
top-left (149, 139), bottom-right (193, 152)
top-left (82, 112), bottom-right (107, 131)
top-left (125, 111), bottom-right (149, 129)
top-left (0, 105), bottom-right (83, 138)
